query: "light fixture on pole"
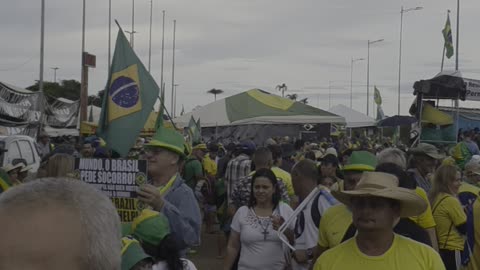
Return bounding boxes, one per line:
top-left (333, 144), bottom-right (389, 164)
top-left (397, 6), bottom-right (422, 115)
top-left (350, 57), bottom-right (364, 108)
top-left (51, 67), bottom-right (59, 83)
top-left (124, 30), bottom-right (138, 47)
top-left (366, 38), bottom-right (384, 116)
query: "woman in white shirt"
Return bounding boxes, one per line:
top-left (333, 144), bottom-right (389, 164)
top-left (224, 168), bottom-right (295, 270)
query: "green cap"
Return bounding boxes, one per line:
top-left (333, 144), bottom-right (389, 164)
top-left (343, 151), bottom-right (377, 172)
top-left (131, 209), bottom-right (171, 246)
top-left (146, 126), bottom-right (186, 157)
top-left (121, 236), bottom-right (152, 270)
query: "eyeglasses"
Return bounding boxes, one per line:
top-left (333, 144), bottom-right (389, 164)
top-left (144, 148), bottom-right (166, 156)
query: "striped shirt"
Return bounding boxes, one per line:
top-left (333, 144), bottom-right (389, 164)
top-left (225, 154), bottom-right (251, 204)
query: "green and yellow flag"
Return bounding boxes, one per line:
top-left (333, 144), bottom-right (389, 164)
top-left (442, 13), bottom-right (454, 59)
top-left (0, 169), bottom-right (12, 194)
top-left (374, 86), bottom-right (382, 105)
top-left (97, 25), bottom-right (160, 157)
top-left (188, 116), bottom-right (201, 144)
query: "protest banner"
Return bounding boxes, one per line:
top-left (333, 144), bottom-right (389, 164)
top-left (465, 78), bottom-right (480, 101)
top-left (74, 158), bottom-right (147, 222)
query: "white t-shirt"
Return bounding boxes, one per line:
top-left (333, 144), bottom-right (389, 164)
top-left (292, 189), bottom-right (337, 270)
top-left (152, 259), bottom-right (197, 270)
top-left (231, 203), bottom-right (294, 270)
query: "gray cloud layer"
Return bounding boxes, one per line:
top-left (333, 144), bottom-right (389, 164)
top-left (1, 0), bottom-right (479, 116)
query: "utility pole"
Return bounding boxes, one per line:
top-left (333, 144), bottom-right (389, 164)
top-left (170, 20), bottom-right (176, 115)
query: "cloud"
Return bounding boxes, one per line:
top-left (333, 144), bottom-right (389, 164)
top-left (1, 0), bottom-right (480, 117)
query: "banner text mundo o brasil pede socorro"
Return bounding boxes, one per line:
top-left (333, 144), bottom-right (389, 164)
top-left (74, 158), bottom-right (148, 222)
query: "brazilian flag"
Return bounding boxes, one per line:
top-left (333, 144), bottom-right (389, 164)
top-left (188, 116), bottom-right (201, 144)
top-left (442, 13), bottom-right (454, 59)
top-left (97, 25), bottom-right (160, 157)
top-left (0, 169), bottom-right (12, 194)
top-left (374, 86), bottom-right (382, 105)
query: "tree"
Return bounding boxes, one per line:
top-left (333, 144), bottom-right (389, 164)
top-left (27, 79), bottom-right (80, 102)
top-left (275, 83), bottom-right (287, 97)
top-left (207, 88), bottom-right (224, 101)
top-left (286, 93), bottom-right (298, 101)
top-left (299, 97), bottom-right (308, 104)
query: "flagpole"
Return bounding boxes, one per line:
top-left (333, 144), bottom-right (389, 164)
top-left (108, 0), bottom-right (111, 68)
top-left (441, 46), bottom-right (446, 72)
top-left (171, 19), bottom-right (176, 116)
top-left (455, 0), bottom-right (459, 71)
top-left (160, 10), bottom-right (165, 103)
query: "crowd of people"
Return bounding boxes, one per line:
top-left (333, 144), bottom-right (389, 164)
top-left (1, 127), bottom-right (480, 269)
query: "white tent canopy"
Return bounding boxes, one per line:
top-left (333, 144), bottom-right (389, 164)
top-left (328, 104), bottom-right (376, 128)
top-left (174, 89), bottom-right (345, 128)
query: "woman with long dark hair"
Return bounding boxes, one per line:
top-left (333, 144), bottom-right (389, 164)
top-left (224, 168), bottom-right (294, 270)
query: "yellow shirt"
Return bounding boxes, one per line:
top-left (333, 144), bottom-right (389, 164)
top-left (202, 154), bottom-right (217, 176)
top-left (460, 182), bottom-right (480, 198)
top-left (432, 193), bottom-right (467, 250)
top-left (466, 198), bottom-right (480, 270)
top-left (314, 234), bottom-right (445, 270)
top-left (409, 187), bottom-right (436, 229)
top-left (271, 166), bottom-right (295, 197)
top-left (318, 204), bottom-right (352, 249)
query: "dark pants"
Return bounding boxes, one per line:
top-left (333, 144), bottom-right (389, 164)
top-left (439, 249), bottom-right (457, 270)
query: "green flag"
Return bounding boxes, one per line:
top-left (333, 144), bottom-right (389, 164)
top-left (188, 116), bottom-right (201, 144)
top-left (97, 26), bottom-right (160, 157)
top-left (374, 86), bottom-right (382, 105)
top-left (442, 13), bottom-right (454, 59)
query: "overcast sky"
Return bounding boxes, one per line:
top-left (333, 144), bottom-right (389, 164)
top-left (2, 0), bottom-right (480, 117)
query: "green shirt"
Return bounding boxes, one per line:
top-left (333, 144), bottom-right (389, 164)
top-left (183, 157), bottom-right (203, 189)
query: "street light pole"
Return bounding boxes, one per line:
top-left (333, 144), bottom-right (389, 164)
top-left (455, 0), bottom-right (460, 71)
top-left (148, 0), bottom-right (153, 72)
top-left (329, 81), bottom-right (332, 109)
top-left (367, 39), bottom-right (384, 116)
top-left (350, 57), bottom-right (364, 108)
top-left (397, 6), bottom-right (422, 115)
top-left (131, 0), bottom-right (135, 49)
top-left (51, 67), bottom-right (59, 83)
top-left (38, 0), bottom-right (45, 133)
top-left (173, 84), bottom-right (179, 117)
top-left (124, 30), bottom-right (138, 47)
top-left (170, 20), bottom-right (176, 115)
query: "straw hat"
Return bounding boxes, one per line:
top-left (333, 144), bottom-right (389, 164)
top-left (332, 172), bottom-right (427, 217)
